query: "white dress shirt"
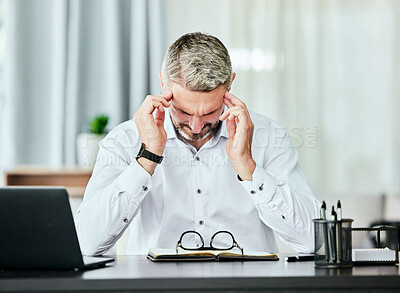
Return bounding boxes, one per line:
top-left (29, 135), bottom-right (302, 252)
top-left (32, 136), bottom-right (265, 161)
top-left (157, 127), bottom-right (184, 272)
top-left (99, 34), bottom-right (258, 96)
top-left (75, 108), bottom-right (320, 256)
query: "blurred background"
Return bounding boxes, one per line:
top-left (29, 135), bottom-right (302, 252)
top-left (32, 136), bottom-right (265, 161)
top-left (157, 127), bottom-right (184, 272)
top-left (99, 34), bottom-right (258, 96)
top-left (0, 0), bottom-right (399, 251)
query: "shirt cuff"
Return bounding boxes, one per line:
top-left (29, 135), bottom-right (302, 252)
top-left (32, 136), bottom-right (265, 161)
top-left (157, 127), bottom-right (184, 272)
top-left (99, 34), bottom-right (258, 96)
top-left (238, 164), bottom-right (277, 205)
top-left (114, 159), bottom-right (152, 203)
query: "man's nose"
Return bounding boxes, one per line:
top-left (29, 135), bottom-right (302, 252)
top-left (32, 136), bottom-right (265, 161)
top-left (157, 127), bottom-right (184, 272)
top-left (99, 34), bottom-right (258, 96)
top-left (189, 116), bottom-right (204, 134)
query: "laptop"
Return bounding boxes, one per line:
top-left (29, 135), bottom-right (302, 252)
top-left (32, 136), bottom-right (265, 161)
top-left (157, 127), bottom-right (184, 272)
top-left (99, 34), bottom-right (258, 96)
top-left (0, 187), bottom-right (114, 270)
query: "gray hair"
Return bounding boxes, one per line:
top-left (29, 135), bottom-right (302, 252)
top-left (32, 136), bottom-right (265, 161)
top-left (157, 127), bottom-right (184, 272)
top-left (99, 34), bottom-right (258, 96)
top-left (161, 32), bottom-right (232, 92)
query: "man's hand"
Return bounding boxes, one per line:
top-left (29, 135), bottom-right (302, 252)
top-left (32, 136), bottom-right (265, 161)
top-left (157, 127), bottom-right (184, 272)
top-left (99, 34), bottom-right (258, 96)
top-left (133, 91), bottom-right (172, 174)
top-left (219, 92), bottom-right (256, 181)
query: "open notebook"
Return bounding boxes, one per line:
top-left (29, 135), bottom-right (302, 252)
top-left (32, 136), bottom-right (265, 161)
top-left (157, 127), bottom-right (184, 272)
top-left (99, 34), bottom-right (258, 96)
top-left (147, 248), bottom-right (279, 262)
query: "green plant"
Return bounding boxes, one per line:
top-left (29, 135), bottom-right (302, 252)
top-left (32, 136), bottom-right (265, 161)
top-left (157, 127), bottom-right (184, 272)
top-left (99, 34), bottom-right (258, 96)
top-left (89, 115), bottom-right (109, 135)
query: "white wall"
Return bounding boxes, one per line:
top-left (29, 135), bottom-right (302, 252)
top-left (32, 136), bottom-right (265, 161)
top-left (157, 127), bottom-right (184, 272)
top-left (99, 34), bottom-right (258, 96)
top-left (163, 0), bottom-right (400, 196)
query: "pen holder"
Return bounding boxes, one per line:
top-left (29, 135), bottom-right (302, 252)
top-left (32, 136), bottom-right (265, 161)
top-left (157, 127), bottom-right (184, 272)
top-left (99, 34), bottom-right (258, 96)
top-left (313, 218), bottom-right (353, 268)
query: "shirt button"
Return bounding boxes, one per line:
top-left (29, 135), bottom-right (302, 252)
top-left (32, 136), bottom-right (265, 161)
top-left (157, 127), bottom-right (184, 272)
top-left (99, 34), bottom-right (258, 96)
top-left (196, 243), bottom-right (200, 247)
top-left (142, 186), bottom-right (148, 191)
top-left (196, 157), bottom-right (200, 161)
top-left (282, 215), bottom-right (286, 219)
top-left (199, 220), bottom-right (204, 225)
top-left (123, 218), bottom-right (128, 223)
top-left (250, 190), bottom-right (256, 194)
top-left (259, 184), bottom-right (264, 191)
top-left (197, 189), bottom-right (202, 194)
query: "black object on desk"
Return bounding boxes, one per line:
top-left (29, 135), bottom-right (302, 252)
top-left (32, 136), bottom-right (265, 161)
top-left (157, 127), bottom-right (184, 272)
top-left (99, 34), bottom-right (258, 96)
top-left (286, 254), bottom-right (314, 262)
top-left (352, 225), bottom-right (400, 266)
top-left (313, 218), bottom-right (354, 268)
top-left (366, 222), bottom-right (400, 251)
top-left (0, 187), bottom-right (114, 270)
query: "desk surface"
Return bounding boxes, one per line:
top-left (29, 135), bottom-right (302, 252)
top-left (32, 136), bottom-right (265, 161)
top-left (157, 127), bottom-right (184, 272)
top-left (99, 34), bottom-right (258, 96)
top-left (1, 255), bottom-right (400, 292)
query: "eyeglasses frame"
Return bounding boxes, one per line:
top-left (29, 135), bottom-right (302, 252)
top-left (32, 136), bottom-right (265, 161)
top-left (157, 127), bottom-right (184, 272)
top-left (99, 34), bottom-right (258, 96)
top-left (175, 230), bottom-right (244, 255)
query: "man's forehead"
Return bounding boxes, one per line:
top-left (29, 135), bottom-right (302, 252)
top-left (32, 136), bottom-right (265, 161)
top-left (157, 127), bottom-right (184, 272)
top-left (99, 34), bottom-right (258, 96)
top-left (171, 102), bottom-right (223, 117)
top-left (171, 93), bottom-right (224, 115)
top-left (169, 83), bottom-right (226, 104)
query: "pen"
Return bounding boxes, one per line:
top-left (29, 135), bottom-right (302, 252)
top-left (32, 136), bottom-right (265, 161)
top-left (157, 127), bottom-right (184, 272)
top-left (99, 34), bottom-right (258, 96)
top-left (329, 206), bottom-right (337, 263)
top-left (286, 254), bottom-right (315, 262)
top-left (331, 205), bottom-right (337, 221)
top-left (337, 200), bottom-right (342, 220)
top-left (337, 200), bottom-right (342, 263)
top-left (320, 201), bottom-right (327, 220)
top-left (320, 201), bottom-right (330, 262)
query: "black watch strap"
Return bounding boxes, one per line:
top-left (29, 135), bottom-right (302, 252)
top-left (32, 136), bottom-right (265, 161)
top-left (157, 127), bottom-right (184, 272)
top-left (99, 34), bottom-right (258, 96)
top-left (135, 143), bottom-right (163, 164)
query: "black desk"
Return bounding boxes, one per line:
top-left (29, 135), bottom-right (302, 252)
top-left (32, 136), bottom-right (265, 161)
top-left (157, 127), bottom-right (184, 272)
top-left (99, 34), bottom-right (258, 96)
top-left (1, 255), bottom-right (400, 292)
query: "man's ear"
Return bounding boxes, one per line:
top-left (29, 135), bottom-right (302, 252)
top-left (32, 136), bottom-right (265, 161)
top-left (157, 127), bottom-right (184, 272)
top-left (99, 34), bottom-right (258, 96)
top-left (159, 72), bottom-right (164, 93)
top-left (228, 72), bottom-right (236, 91)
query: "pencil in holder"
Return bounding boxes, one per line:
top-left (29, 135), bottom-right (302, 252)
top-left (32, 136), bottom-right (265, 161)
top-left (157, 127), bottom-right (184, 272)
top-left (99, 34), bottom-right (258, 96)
top-left (313, 218), bottom-right (353, 268)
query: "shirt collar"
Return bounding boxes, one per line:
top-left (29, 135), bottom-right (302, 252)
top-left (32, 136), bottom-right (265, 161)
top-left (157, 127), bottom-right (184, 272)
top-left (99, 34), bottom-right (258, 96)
top-left (165, 107), bottom-right (229, 141)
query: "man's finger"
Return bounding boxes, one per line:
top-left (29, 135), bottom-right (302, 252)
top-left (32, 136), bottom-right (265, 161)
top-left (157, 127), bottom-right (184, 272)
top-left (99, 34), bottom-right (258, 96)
top-left (154, 104), bottom-right (165, 122)
top-left (141, 100), bottom-right (166, 115)
top-left (230, 109), bottom-right (252, 126)
top-left (142, 92), bottom-right (172, 113)
top-left (226, 117), bottom-right (236, 138)
top-left (228, 110), bottom-right (242, 121)
top-left (224, 92), bottom-right (246, 108)
top-left (150, 96), bottom-right (171, 108)
top-left (219, 106), bottom-right (241, 121)
top-left (151, 101), bottom-right (164, 110)
top-left (223, 97), bottom-right (235, 109)
top-left (160, 90), bottom-right (173, 101)
top-left (226, 109), bottom-right (252, 134)
top-left (154, 105), bottom-right (165, 127)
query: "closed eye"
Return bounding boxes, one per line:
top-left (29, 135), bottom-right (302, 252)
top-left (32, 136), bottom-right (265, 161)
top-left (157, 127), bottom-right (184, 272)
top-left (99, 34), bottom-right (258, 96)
top-left (178, 109), bottom-right (193, 116)
top-left (177, 108), bottom-right (219, 117)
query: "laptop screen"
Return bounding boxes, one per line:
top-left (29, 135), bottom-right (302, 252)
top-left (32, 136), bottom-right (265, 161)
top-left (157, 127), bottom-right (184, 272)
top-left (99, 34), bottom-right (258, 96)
top-left (0, 187), bottom-right (85, 270)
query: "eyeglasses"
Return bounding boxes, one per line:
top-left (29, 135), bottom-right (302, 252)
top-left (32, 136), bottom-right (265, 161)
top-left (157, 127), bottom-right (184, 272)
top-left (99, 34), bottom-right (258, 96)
top-left (175, 230), bottom-right (244, 255)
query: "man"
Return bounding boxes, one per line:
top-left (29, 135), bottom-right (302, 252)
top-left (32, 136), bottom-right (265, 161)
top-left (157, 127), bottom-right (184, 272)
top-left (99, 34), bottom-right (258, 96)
top-left (76, 32), bottom-right (320, 256)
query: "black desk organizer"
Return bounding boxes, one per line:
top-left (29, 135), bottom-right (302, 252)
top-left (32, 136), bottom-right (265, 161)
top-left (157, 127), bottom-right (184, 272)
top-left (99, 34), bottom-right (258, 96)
top-left (313, 219), bottom-right (354, 268)
top-left (352, 225), bottom-right (400, 265)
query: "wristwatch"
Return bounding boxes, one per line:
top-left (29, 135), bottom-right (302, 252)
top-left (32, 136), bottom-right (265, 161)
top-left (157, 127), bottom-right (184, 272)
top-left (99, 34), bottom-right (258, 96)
top-left (135, 143), bottom-right (164, 164)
